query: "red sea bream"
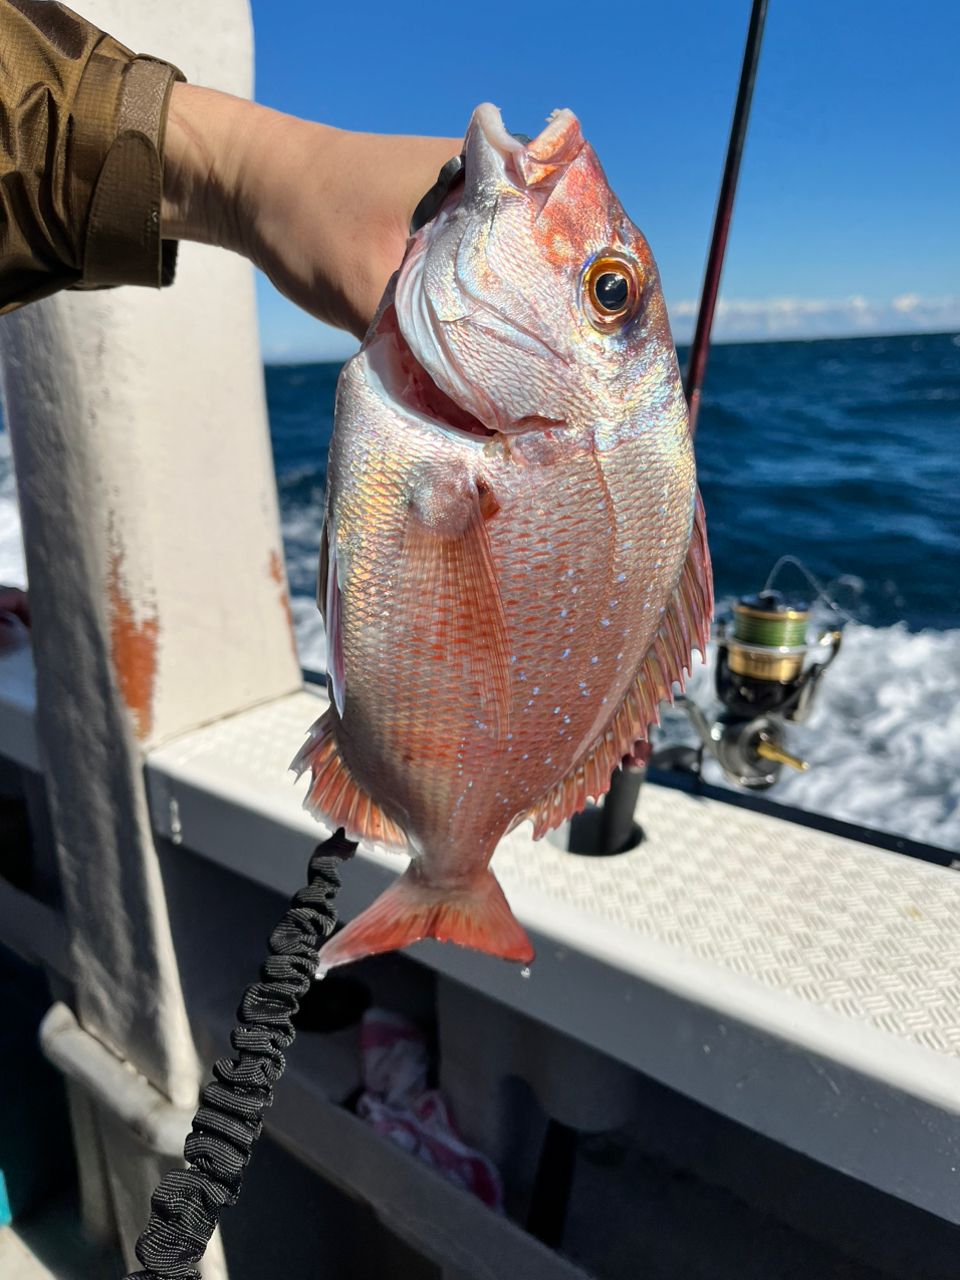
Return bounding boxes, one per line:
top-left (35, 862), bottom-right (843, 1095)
top-left (293, 104), bottom-right (713, 974)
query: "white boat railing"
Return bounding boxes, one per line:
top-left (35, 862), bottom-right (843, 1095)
top-left (0, 8), bottom-right (296, 1273)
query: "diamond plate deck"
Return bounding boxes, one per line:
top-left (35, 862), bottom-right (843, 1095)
top-left (500, 788), bottom-right (960, 1058)
top-left (146, 690), bottom-right (960, 1094)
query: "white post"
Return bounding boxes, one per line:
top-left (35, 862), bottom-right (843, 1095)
top-left (0, 3), bottom-right (299, 1270)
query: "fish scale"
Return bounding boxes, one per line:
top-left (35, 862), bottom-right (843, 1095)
top-left (291, 104), bottom-right (712, 974)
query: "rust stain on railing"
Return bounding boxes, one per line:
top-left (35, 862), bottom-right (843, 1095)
top-left (107, 543), bottom-right (159, 741)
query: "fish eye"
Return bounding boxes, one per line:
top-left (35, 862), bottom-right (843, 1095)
top-left (595, 272), bottom-right (629, 311)
top-left (583, 254), bottom-right (642, 331)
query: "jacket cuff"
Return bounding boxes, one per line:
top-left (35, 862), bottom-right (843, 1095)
top-left (72, 42), bottom-right (184, 291)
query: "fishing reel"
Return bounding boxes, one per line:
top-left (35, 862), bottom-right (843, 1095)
top-left (677, 590), bottom-right (842, 790)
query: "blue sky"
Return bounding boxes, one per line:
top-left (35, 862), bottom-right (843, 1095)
top-left (249, 0), bottom-right (959, 363)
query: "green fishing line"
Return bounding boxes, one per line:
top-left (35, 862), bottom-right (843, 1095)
top-left (734, 610), bottom-right (808, 647)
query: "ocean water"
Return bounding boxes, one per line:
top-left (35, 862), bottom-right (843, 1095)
top-left (1, 332), bottom-right (958, 849)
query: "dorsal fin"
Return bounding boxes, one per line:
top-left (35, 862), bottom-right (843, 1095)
top-left (291, 708), bottom-right (406, 849)
top-left (526, 491), bottom-right (713, 840)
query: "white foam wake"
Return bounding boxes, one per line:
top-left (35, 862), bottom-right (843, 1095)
top-left (291, 594), bottom-right (327, 672)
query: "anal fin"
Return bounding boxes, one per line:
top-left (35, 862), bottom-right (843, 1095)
top-left (291, 709), bottom-right (406, 849)
top-left (316, 865), bottom-right (533, 975)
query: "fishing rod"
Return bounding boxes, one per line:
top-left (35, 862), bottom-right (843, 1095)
top-left (684, 0), bottom-right (769, 436)
top-left (595, 0), bottom-right (769, 853)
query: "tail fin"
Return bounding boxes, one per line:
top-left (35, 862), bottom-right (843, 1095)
top-left (316, 866), bottom-right (533, 976)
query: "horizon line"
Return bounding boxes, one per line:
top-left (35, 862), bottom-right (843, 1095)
top-left (262, 325), bottom-right (959, 368)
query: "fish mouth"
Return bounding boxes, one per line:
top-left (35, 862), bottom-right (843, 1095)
top-left (469, 103), bottom-right (585, 192)
top-left (471, 104), bottom-right (526, 168)
top-left (375, 305), bottom-right (498, 441)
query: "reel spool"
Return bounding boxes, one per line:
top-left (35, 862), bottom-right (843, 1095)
top-left (678, 588), bottom-right (842, 790)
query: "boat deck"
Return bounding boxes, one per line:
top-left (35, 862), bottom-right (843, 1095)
top-left (3, 646), bottom-right (960, 1272)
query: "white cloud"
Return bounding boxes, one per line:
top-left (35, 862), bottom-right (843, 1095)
top-left (260, 291), bottom-right (960, 364)
top-left (667, 293), bottom-right (960, 344)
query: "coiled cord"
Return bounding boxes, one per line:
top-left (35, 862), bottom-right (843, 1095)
top-left (126, 830), bottom-right (354, 1279)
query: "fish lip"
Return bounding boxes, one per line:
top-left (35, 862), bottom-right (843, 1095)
top-left (468, 104), bottom-right (583, 188)
top-left (472, 103), bottom-right (526, 169)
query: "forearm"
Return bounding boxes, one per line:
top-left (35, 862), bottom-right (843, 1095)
top-left (161, 82), bottom-right (461, 337)
top-left (0, 0), bottom-right (459, 333)
top-left (162, 86), bottom-right (299, 250)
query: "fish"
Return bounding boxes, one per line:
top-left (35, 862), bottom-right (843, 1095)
top-left (293, 103), bottom-right (713, 975)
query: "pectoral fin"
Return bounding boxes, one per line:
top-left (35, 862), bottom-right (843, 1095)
top-left (401, 472), bottom-right (511, 739)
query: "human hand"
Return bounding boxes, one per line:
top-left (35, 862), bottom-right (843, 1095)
top-left (162, 85), bottom-right (461, 338)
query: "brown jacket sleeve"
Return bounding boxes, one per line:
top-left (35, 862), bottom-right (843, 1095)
top-left (0, 0), bottom-right (183, 314)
